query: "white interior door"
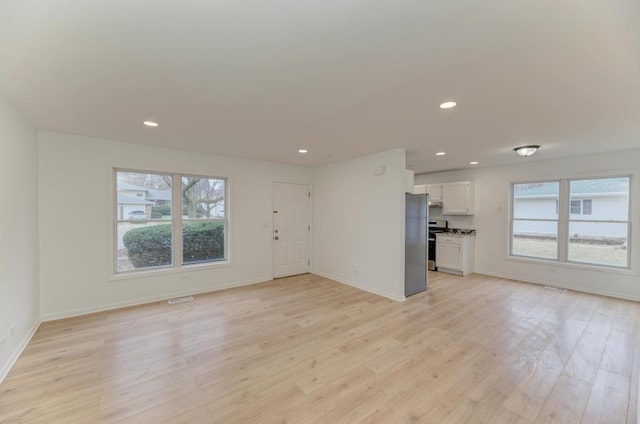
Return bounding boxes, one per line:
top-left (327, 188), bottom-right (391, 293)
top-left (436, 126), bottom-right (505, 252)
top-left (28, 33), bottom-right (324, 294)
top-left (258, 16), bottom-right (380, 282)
top-left (273, 182), bottom-right (310, 278)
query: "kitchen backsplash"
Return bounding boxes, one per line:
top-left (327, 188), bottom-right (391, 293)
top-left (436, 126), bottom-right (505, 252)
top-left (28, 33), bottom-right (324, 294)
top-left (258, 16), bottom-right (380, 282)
top-left (429, 207), bottom-right (475, 229)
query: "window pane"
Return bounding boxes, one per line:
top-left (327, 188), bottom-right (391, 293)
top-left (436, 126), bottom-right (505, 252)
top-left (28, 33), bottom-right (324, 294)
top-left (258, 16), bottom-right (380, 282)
top-left (569, 177), bottom-right (629, 221)
top-left (513, 182), bottom-right (559, 219)
top-left (182, 221), bottom-right (225, 265)
top-left (181, 176), bottom-right (225, 219)
top-left (116, 171), bottom-right (172, 221)
top-left (512, 219), bottom-right (558, 259)
top-left (117, 222), bottom-right (172, 272)
top-left (568, 222), bottom-right (628, 267)
top-left (570, 200), bottom-right (581, 215)
top-left (116, 171), bottom-right (173, 273)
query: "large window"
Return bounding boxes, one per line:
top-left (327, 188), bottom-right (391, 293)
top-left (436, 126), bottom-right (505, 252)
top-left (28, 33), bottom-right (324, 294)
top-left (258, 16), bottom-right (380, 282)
top-left (568, 178), bottom-right (629, 267)
top-left (510, 176), bottom-right (631, 269)
top-left (512, 181), bottom-right (559, 260)
top-left (115, 170), bottom-right (227, 274)
top-left (181, 175), bottom-right (226, 265)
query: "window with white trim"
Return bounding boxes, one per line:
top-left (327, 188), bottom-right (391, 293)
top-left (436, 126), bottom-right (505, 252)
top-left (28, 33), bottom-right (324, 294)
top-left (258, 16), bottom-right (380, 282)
top-left (510, 176), bottom-right (630, 269)
top-left (115, 170), bottom-right (227, 274)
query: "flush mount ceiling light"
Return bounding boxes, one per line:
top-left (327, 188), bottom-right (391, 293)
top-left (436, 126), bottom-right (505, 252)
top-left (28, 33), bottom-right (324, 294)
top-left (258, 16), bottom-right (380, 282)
top-left (439, 101), bottom-right (457, 109)
top-left (143, 121), bottom-right (159, 127)
top-left (436, 152), bottom-right (446, 156)
top-left (513, 145), bottom-right (540, 157)
top-left (298, 149), bottom-right (308, 154)
top-left (469, 161), bottom-right (479, 165)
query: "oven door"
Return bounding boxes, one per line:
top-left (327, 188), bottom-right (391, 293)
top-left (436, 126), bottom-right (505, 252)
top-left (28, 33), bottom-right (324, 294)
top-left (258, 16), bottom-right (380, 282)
top-left (428, 237), bottom-right (436, 270)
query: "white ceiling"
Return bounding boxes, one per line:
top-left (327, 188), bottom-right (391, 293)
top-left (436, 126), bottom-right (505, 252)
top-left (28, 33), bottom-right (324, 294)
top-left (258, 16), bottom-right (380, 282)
top-left (1, 0), bottom-right (639, 173)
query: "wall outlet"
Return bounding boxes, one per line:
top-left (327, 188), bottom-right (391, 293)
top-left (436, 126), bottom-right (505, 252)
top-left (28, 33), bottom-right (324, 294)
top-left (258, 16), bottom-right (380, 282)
top-left (10, 325), bottom-right (15, 336)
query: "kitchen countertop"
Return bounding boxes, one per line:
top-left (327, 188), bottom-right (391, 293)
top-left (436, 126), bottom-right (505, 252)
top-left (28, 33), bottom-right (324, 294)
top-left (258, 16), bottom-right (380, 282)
top-left (440, 228), bottom-right (476, 237)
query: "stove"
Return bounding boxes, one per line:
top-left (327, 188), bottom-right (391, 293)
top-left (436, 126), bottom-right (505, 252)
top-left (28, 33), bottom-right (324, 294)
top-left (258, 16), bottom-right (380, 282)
top-left (428, 219), bottom-right (448, 271)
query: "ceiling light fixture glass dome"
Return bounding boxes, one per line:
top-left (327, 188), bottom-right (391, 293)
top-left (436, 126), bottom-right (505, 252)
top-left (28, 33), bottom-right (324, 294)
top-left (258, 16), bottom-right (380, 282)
top-left (514, 145), bottom-right (540, 157)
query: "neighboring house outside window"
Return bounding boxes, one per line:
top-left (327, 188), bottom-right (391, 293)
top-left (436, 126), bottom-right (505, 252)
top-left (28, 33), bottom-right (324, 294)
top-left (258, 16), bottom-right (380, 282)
top-left (114, 169), bottom-right (227, 274)
top-left (510, 176), bottom-right (631, 269)
top-left (570, 199), bottom-right (581, 215)
top-left (570, 199), bottom-right (593, 215)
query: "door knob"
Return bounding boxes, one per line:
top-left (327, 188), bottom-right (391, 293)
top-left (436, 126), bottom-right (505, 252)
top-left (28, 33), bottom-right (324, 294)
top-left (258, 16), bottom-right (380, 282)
top-left (274, 236), bottom-right (279, 240)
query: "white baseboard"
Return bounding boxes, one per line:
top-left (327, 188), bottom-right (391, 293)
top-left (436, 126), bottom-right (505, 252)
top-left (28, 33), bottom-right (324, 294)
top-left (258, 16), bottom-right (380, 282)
top-left (41, 276), bottom-right (272, 322)
top-left (313, 271), bottom-right (405, 302)
top-left (474, 268), bottom-right (640, 302)
top-left (0, 319), bottom-right (41, 385)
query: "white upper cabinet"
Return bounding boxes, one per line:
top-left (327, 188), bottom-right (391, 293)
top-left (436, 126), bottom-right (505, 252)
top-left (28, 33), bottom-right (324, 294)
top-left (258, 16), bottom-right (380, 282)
top-left (426, 184), bottom-right (442, 202)
top-left (442, 181), bottom-right (474, 215)
top-left (413, 184), bottom-right (427, 194)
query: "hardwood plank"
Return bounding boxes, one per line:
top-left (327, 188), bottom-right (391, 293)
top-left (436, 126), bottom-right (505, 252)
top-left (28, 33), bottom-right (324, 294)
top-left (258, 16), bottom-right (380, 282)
top-left (503, 343), bottom-right (565, 421)
top-left (600, 329), bottom-right (636, 377)
top-left (160, 405), bottom-right (214, 424)
top-left (627, 319), bottom-right (640, 424)
top-left (275, 366), bottom-right (378, 423)
top-left (0, 272), bottom-right (638, 424)
top-left (581, 369), bottom-right (630, 424)
top-left (562, 331), bottom-right (608, 384)
top-left (534, 374), bottom-right (591, 423)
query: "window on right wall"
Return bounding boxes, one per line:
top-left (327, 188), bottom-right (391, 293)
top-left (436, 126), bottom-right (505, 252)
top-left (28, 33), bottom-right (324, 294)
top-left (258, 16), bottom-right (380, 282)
top-left (510, 176), bottom-right (631, 269)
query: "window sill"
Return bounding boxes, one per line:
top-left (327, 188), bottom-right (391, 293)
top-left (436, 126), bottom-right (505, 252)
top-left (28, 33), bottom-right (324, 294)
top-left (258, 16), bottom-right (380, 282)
top-left (109, 260), bottom-right (232, 282)
top-left (506, 255), bottom-right (635, 276)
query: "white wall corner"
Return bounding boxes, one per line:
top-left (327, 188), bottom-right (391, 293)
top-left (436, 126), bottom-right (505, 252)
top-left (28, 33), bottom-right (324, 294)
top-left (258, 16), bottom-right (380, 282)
top-left (0, 319), bottom-right (41, 385)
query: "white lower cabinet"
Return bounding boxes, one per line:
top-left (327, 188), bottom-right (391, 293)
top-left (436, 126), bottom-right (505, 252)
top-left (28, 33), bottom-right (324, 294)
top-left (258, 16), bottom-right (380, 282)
top-left (436, 234), bottom-right (475, 276)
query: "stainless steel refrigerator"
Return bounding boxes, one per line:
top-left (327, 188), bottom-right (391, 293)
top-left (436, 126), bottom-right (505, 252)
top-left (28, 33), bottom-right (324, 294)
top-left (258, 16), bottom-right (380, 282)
top-left (405, 193), bottom-right (428, 296)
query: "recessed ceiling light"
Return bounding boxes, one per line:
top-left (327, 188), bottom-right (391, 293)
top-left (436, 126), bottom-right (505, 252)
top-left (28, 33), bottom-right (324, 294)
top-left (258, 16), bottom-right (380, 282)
top-left (298, 149), bottom-right (308, 154)
top-left (143, 121), bottom-right (159, 127)
top-left (436, 152), bottom-right (446, 156)
top-left (439, 101), bottom-right (457, 109)
top-left (470, 161), bottom-right (479, 165)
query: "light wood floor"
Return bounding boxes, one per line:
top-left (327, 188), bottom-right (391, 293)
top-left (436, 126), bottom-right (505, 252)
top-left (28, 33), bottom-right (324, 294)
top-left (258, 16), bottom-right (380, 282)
top-left (1, 272), bottom-right (639, 423)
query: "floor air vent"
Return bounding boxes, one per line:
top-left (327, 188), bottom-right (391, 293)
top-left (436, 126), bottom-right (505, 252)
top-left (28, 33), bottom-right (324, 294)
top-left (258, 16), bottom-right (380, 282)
top-left (167, 296), bottom-right (194, 305)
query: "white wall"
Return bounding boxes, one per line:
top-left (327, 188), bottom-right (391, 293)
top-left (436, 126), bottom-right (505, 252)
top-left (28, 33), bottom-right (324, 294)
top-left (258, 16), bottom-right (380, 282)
top-left (38, 131), bottom-right (311, 319)
top-left (416, 149), bottom-right (640, 300)
top-left (312, 148), bottom-right (406, 301)
top-left (0, 95), bottom-right (40, 382)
